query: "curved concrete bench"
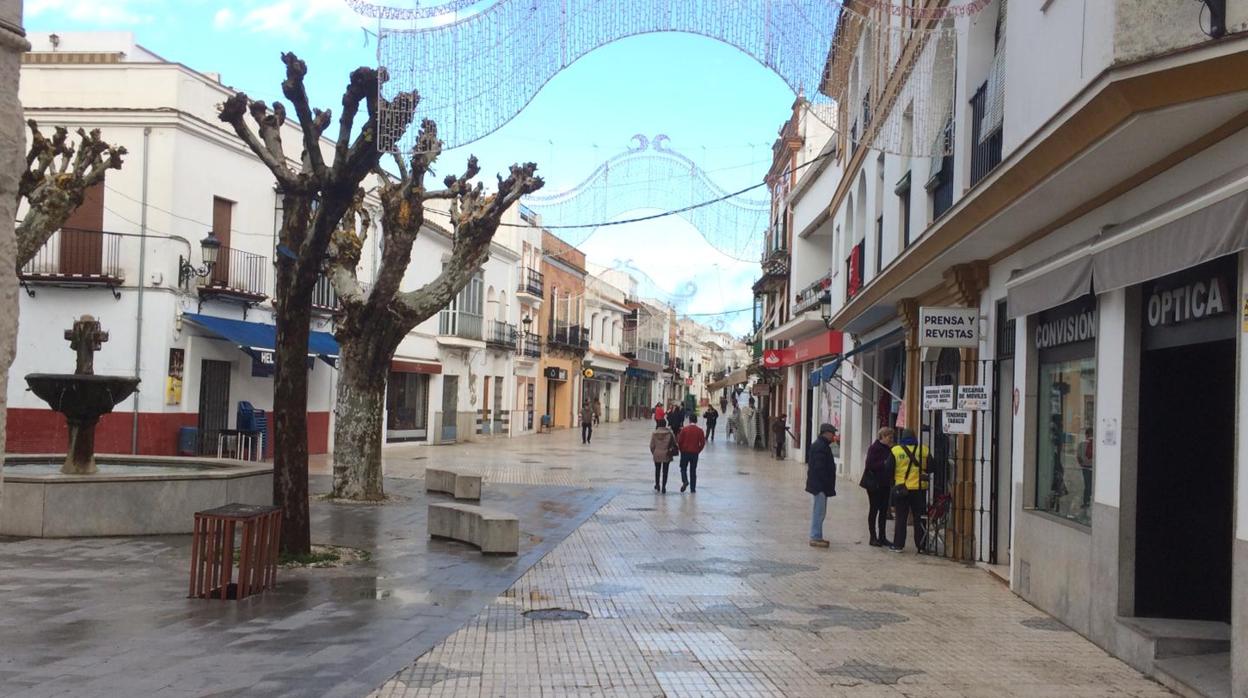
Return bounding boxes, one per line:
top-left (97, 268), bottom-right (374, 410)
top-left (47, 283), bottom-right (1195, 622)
top-left (428, 502), bottom-right (519, 555)
top-left (425, 467), bottom-right (482, 501)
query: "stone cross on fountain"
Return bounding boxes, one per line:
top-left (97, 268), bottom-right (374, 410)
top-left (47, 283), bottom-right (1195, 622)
top-left (65, 315), bottom-right (108, 376)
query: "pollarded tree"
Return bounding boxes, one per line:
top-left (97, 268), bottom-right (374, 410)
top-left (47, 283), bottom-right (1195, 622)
top-left (217, 53), bottom-right (416, 554)
top-left (326, 119), bottom-right (542, 500)
top-left (16, 121), bottom-right (125, 267)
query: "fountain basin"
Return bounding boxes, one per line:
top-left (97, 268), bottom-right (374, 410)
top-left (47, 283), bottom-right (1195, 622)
top-left (1, 455), bottom-right (272, 537)
top-left (25, 374), bottom-right (140, 420)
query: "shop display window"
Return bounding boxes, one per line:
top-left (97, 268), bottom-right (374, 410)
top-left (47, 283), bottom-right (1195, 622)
top-left (1035, 357), bottom-right (1095, 525)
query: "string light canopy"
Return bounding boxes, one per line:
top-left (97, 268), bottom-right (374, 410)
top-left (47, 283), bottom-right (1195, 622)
top-left (521, 134), bottom-right (771, 263)
top-left (347, 0), bottom-right (985, 157)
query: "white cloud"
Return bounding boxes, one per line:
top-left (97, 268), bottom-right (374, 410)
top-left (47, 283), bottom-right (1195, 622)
top-left (28, 0), bottom-right (161, 24)
top-left (238, 0), bottom-right (369, 41)
top-left (212, 7), bottom-right (235, 29)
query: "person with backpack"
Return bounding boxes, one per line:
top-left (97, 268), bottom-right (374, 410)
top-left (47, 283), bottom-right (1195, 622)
top-left (806, 423), bottom-right (838, 548)
top-left (860, 427), bottom-right (895, 547)
top-left (649, 420), bottom-right (678, 493)
top-left (676, 413), bottom-right (707, 493)
top-left (889, 429), bottom-right (930, 553)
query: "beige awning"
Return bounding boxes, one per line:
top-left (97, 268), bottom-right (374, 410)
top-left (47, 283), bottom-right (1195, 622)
top-left (706, 367), bottom-right (748, 392)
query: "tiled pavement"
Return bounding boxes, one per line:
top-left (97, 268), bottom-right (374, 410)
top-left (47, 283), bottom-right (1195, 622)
top-left (370, 421), bottom-right (1173, 698)
top-left (0, 475), bottom-right (612, 697)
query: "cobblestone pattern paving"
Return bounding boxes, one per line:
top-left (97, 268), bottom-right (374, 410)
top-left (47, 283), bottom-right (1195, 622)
top-left (373, 421), bottom-right (1172, 698)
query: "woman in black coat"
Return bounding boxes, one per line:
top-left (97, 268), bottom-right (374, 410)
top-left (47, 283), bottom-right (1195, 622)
top-left (861, 427), bottom-right (896, 547)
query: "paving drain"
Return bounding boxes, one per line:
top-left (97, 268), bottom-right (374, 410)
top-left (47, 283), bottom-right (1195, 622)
top-left (524, 608), bottom-right (590, 621)
top-left (627, 507), bottom-right (656, 512)
top-left (547, 466), bottom-right (573, 470)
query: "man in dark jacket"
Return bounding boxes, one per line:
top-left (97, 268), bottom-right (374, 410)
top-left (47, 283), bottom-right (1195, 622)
top-left (666, 404), bottom-right (684, 433)
top-left (806, 423), bottom-right (838, 548)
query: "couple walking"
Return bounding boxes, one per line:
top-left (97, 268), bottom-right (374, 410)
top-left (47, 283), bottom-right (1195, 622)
top-left (649, 413), bottom-right (706, 493)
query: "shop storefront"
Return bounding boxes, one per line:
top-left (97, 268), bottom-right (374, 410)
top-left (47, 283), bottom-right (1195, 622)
top-left (623, 366), bottom-right (656, 420)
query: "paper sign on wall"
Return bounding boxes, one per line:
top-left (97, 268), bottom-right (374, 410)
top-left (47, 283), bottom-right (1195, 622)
top-left (943, 409), bottom-right (972, 434)
top-left (922, 385), bottom-right (954, 410)
top-left (957, 385), bottom-right (990, 410)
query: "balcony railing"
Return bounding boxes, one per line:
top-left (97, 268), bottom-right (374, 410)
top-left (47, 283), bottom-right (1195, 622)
top-left (20, 228), bottom-right (124, 283)
top-left (928, 119), bottom-right (956, 220)
top-left (311, 273), bottom-right (339, 312)
top-left (547, 322), bottom-right (589, 352)
top-left (439, 309), bottom-right (483, 340)
top-left (517, 267), bottom-right (544, 297)
top-left (793, 274), bottom-right (832, 315)
top-left (761, 245), bottom-right (790, 278)
top-left (969, 81), bottom-right (1004, 187)
top-left (204, 245), bottom-right (267, 299)
top-left (486, 320), bottom-right (517, 350)
top-left (517, 330), bottom-right (542, 359)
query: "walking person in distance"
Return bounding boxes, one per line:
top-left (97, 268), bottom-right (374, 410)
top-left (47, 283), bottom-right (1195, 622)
top-left (889, 429), bottom-right (930, 552)
top-left (677, 414), bottom-right (707, 493)
top-left (666, 402), bottom-right (684, 434)
top-left (649, 420), bottom-right (678, 493)
top-left (579, 401), bottom-right (594, 445)
top-left (653, 402), bottom-right (666, 426)
top-left (806, 423), bottom-right (838, 548)
top-left (704, 405), bottom-right (719, 442)
top-left (771, 414), bottom-right (789, 460)
top-left (861, 427), bottom-right (895, 547)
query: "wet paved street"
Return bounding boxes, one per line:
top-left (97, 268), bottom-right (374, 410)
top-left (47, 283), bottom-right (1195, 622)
top-left (0, 420), bottom-right (1172, 697)
top-left (371, 421), bottom-right (1173, 698)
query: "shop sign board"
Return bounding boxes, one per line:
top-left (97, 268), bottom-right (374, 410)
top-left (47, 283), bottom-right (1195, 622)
top-left (544, 367), bottom-right (568, 381)
top-left (1142, 256), bottom-right (1237, 351)
top-left (922, 385), bottom-right (954, 410)
top-left (957, 384), bottom-right (990, 410)
top-left (918, 307), bottom-right (979, 347)
top-left (943, 409), bottom-right (972, 435)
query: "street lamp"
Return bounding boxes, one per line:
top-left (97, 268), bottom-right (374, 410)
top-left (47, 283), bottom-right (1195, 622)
top-left (820, 292), bottom-right (834, 329)
top-left (179, 232), bottom-right (222, 288)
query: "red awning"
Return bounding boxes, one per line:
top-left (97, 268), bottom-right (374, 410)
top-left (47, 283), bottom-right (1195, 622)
top-left (390, 359), bottom-right (442, 374)
top-left (763, 331), bottom-right (843, 369)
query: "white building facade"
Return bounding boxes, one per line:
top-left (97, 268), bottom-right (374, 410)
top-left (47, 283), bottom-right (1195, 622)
top-left (807, 3), bottom-right (1248, 694)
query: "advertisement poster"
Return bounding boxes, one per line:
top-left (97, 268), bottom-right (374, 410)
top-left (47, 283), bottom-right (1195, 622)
top-left (165, 348), bottom-right (184, 406)
top-left (943, 409), bottom-right (972, 435)
top-left (957, 384), bottom-right (990, 410)
top-left (923, 385), bottom-right (954, 410)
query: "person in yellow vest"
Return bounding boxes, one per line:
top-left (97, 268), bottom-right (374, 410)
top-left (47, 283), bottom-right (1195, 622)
top-left (888, 429), bottom-right (930, 553)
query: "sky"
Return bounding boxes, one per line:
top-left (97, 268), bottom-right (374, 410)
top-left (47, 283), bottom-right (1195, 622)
top-left (23, 0), bottom-right (802, 335)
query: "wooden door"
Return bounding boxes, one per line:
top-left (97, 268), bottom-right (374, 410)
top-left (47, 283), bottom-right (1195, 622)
top-left (210, 197), bottom-right (233, 286)
top-left (60, 182), bottom-right (104, 276)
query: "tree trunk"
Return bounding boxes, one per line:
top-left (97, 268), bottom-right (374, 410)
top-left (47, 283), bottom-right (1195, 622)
top-left (272, 261), bottom-right (314, 555)
top-left (0, 3), bottom-right (28, 515)
top-left (330, 338), bottom-right (389, 500)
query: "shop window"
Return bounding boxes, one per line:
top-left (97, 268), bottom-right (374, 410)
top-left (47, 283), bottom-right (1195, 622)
top-left (1032, 297), bottom-right (1097, 526)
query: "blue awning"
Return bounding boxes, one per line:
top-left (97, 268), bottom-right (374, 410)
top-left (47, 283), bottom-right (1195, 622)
top-left (183, 313), bottom-right (339, 363)
top-left (809, 369), bottom-right (821, 386)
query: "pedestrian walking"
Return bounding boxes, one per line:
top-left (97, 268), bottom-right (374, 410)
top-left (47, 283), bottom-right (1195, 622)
top-left (649, 421), bottom-right (678, 493)
top-left (771, 415), bottom-right (789, 460)
top-left (806, 423), bottom-right (838, 548)
top-left (592, 398), bottom-right (602, 426)
top-left (676, 414), bottom-right (707, 493)
top-left (580, 402), bottom-right (594, 444)
top-left (861, 427), bottom-right (895, 547)
top-left (889, 429), bottom-right (930, 553)
top-left (719, 396), bottom-right (728, 414)
top-left (704, 405), bottom-right (719, 441)
top-left (667, 403), bottom-right (684, 433)
top-left (653, 402), bottom-right (666, 425)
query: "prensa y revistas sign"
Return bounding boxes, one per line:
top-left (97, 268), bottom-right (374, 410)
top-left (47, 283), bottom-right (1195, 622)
top-left (918, 307), bottom-right (979, 347)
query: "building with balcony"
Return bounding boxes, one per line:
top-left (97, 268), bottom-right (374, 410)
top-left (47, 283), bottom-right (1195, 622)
top-left (584, 266), bottom-right (631, 423)
top-left (538, 230), bottom-right (587, 430)
top-left (803, 2), bottom-right (1248, 692)
top-left (11, 33), bottom-right (343, 457)
top-left (622, 297), bottom-right (670, 420)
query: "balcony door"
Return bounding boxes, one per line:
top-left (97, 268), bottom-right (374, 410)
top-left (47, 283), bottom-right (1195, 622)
top-left (210, 197), bottom-right (233, 287)
top-left (60, 182), bottom-right (104, 276)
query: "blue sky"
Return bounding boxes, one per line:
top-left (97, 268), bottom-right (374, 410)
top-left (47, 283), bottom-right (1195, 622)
top-left (24, 0), bottom-right (800, 334)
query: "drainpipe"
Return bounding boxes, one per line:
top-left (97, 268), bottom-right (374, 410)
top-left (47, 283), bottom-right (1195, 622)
top-left (131, 127), bottom-right (151, 454)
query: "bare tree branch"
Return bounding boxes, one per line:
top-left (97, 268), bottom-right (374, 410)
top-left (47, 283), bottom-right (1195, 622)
top-left (279, 52), bottom-right (329, 180)
top-left (16, 120), bottom-right (126, 268)
top-left (326, 188), bottom-right (370, 314)
top-left (219, 93), bottom-right (299, 191)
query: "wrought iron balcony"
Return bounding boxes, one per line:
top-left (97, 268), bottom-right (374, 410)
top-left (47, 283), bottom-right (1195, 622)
top-left (311, 273), bottom-right (340, 313)
top-left (200, 244), bottom-right (267, 301)
top-left (517, 330), bottom-right (542, 359)
top-left (517, 267), bottom-right (544, 297)
top-left (20, 228), bottom-right (124, 285)
top-left (438, 309), bottom-right (484, 340)
top-left (793, 273), bottom-right (832, 315)
top-left (970, 81), bottom-right (1003, 188)
top-left (486, 320), bottom-right (517, 350)
top-left (547, 322), bottom-right (589, 353)
top-left (761, 245), bottom-right (790, 277)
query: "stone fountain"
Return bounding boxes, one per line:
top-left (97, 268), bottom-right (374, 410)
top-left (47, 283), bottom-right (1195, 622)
top-left (2, 315), bottom-right (273, 538)
top-left (25, 316), bottom-right (140, 475)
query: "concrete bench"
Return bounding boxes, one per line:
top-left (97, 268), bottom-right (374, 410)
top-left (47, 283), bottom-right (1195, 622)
top-left (425, 467), bottom-right (482, 501)
top-left (428, 502), bottom-right (519, 555)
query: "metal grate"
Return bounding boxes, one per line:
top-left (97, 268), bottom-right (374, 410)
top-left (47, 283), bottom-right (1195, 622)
top-left (524, 608), bottom-right (589, 621)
